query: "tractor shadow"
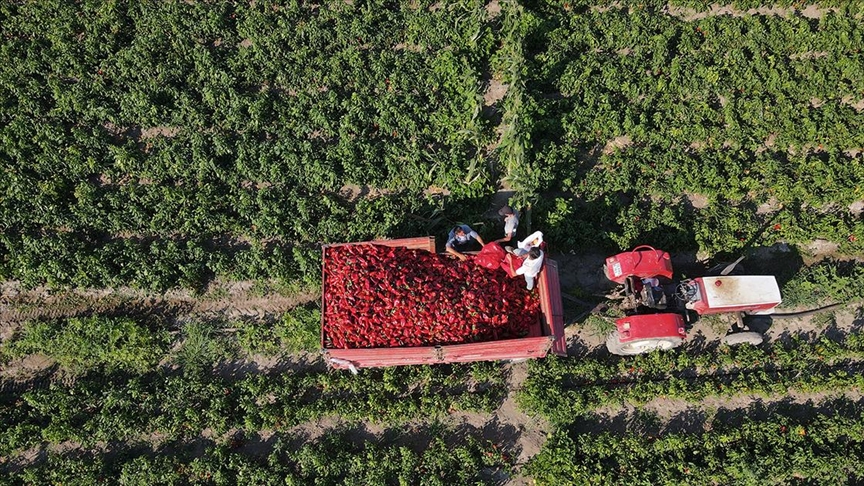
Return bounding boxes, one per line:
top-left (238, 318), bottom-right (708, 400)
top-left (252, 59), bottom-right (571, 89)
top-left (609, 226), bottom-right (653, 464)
top-left (671, 242), bottom-right (805, 285)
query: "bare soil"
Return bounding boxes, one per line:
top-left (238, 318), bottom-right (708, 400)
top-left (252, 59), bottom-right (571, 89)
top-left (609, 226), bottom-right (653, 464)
top-left (0, 279), bottom-right (318, 329)
top-left (484, 79), bottom-right (508, 108)
top-left (139, 126), bottom-right (181, 139)
top-left (756, 196), bottom-right (780, 214)
top-left (664, 3), bottom-right (837, 21)
top-left (486, 0), bottom-right (501, 18)
top-left (602, 135), bottom-right (633, 155)
top-left (685, 192), bottom-right (710, 209)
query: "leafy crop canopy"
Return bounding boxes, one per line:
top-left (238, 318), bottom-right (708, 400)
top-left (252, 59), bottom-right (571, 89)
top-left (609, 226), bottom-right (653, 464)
top-left (520, 4), bottom-right (864, 255)
top-left (0, 1), bottom-right (494, 290)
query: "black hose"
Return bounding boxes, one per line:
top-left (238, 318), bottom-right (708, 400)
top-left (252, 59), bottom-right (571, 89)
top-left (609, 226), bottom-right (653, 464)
top-left (769, 302), bottom-right (846, 318)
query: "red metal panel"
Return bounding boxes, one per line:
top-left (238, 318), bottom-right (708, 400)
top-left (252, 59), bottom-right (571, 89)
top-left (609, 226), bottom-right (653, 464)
top-left (441, 337), bottom-right (553, 363)
top-left (328, 337), bottom-right (554, 369)
top-left (324, 236), bottom-right (435, 252)
top-left (327, 347), bottom-right (439, 369)
top-left (604, 245), bottom-right (673, 284)
top-left (538, 260), bottom-right (567, 356)
top-left (320, 245), bottom-right (328, 349)
top-left (615, 313), bottom-right (686, 342)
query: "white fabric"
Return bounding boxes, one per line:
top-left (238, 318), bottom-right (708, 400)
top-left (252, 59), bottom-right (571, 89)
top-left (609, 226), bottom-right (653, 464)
top-left (517, 231), bottom-right (543, 251)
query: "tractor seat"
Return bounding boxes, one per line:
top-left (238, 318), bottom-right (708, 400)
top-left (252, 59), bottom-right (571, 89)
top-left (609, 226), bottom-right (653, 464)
top-left (640, 284), bottom-right (668, 310)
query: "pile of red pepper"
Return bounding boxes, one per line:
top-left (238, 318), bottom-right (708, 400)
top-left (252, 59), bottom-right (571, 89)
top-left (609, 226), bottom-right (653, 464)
top-left (323, 244), bottom-right (541, 348)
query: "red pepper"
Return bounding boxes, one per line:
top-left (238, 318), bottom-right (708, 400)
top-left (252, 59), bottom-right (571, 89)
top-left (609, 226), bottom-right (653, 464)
top-left (323, 244), bottom-right (541, 348)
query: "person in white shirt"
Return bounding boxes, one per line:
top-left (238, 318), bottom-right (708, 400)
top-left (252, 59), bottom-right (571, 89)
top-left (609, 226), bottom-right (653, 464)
top-left (495, 205), bottom-right (519, 243)
top-left (511, 247), bottom-right (544, 290)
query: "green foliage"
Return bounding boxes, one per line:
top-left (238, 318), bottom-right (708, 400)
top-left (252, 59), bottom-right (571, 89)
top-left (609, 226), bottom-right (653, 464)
top-left (0, 0), bottom-right (494, 290)
top-left (172, 321), bottom-right (235, 374)
top-left (527, 402), bottom-right (864, 484)
top-left (519, 332), bottom-right (864, 425)
top-left (2, 429), bottom-right (511, 486)
top-left (517, 3), bottom-right (864, 257)
top-left (780, 259), bottom-right (864, 307)
top-left (0, 316), bottom-right (168, 376)
top-left (0, 361), bottom-right (506, 456)
top-left (5, 4), bottom-right (864, 485)
top-left (236, 304), bottom-right (322, 356)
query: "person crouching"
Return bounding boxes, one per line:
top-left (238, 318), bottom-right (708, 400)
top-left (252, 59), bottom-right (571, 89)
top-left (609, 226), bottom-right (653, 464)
top-left (445, 225), bottom-right (485, 261)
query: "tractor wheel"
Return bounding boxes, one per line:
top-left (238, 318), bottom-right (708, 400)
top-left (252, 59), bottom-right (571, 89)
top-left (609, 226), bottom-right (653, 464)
top-left (721, 331), bottom-right (763, 346)
top-left (606, 331), bottom-right (684, 356)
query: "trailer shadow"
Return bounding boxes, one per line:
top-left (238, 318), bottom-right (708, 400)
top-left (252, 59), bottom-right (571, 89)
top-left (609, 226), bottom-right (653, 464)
top-left (565, 335), bottom-right (593, 358)
top-left (213, 353), bottom-right (327, 381)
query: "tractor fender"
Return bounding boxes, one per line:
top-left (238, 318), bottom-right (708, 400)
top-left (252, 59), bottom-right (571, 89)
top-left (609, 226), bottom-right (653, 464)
top-left (604, 245), bottom-right (673, 284)
top-left (615, 313), bottom-right (686, 342)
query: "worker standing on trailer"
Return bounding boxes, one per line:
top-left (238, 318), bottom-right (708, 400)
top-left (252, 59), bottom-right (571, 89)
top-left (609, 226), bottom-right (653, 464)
top-left (511, 247), bottom-right (544, 290)
top-left (495, 205), bottom-right (519, 243)
top-left (446, 224), bottom-right (485, 261)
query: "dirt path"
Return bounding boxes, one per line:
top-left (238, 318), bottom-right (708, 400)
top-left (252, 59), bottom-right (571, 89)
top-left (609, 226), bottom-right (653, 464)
top-left (0, 280), bottom-right (319, 337)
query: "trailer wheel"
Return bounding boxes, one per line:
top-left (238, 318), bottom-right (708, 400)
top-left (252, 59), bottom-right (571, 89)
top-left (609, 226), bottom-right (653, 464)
top-left (721, 332), bottom-right (763, 347)
top-left (606, 331), bottom-right (683, 356)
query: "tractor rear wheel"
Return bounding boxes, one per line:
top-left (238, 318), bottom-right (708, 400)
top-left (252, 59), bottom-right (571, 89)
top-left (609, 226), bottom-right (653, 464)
top-left (721, 331), bottom-right (763, 346)
top-left (606, 331), bottom-right (684, 356)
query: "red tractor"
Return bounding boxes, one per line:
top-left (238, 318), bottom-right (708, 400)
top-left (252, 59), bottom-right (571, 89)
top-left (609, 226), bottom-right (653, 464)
top-left (603, 245), bottom-right (782, 355)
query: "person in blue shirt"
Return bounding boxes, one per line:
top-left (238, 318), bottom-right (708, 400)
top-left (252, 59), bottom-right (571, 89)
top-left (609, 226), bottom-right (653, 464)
top-left (445, 224), bottom-right (485, 261)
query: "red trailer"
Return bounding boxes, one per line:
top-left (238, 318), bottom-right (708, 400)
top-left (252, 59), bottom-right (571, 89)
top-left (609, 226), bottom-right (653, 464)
top-left (321, 237), bottom-right (566, 371)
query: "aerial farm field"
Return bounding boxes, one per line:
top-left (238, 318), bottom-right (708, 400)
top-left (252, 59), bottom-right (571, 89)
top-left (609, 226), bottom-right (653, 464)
top-left (1, 0), bottom-right (863, 484)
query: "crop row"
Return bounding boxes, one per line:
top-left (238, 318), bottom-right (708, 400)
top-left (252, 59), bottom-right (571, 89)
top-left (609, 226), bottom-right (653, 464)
top-left (0, 356), bottom-right (506, 457)
top-left (540, 0), bottom-right (864, 10)
top-left (514, 3), bottom-right (864, 254)
top-left (778, 258), bottom-right (864, 307)
top-left (1, 430), bottom-right (510, 486)
top-left (0, 1), bottom-right (493, 290)
top-left (526, 399), bottom-right (864, 484)
top-left (519, 330), bottom-right (864, 424)
top-left (0, 301), bottom-right (325, 375)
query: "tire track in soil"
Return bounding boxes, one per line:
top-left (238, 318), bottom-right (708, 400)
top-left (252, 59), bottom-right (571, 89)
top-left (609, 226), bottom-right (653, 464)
top-left (577, 389), bottom-right (864, 437)
top-left (0, 283), bottom-right (320, 333)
